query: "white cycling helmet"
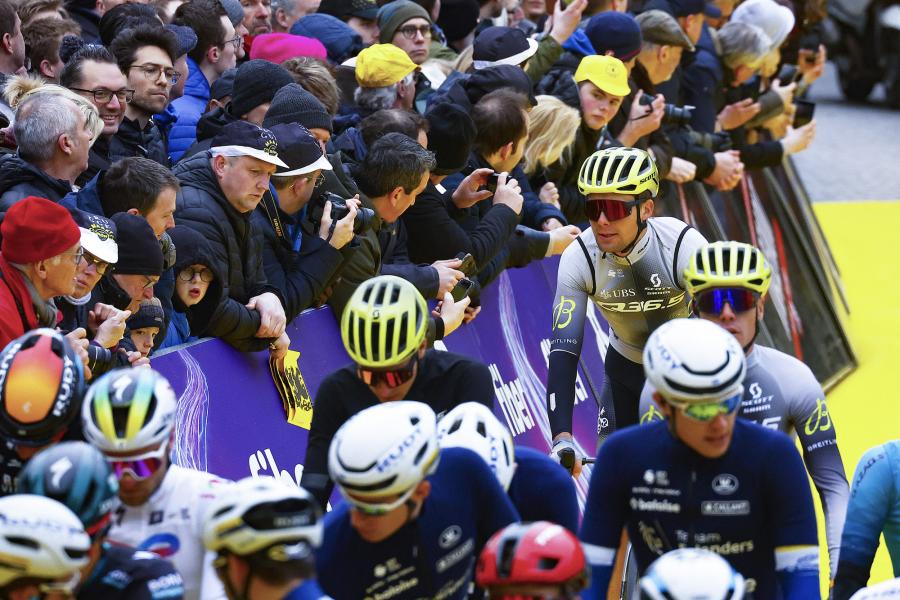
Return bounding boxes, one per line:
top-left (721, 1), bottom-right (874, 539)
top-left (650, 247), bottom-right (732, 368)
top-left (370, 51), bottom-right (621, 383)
top-left (329, 401), bottom-right (440, 498)
top-left (438, 402), bottom-right (516, 491)
top-left (639, 548), bottom-right (745, 599)
top-left (643, 318), bottom-right (746, 404)
top-left (203, 477), bottom-right (322, 559)
top-left (82, 368), bottom-right (178, 455)
top-left (0, 495), bottom-right (91, 590)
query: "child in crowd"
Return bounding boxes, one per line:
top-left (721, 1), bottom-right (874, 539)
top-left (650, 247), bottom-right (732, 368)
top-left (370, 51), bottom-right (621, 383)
top-left (126, 298), bottom-right (165, 358)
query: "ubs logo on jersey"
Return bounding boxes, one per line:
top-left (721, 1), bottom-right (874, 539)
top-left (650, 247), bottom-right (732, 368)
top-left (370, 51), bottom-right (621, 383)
top-left (599, 288), bottom-right (636, 299)
top-left (712, 474), bottom-right (739, 495)
top-left (439, 525), bottom-right (462, 549)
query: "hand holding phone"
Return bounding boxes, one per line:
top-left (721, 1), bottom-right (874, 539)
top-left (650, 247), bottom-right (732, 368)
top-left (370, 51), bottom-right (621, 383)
top-left (451, 278), bottom-right (474, 303)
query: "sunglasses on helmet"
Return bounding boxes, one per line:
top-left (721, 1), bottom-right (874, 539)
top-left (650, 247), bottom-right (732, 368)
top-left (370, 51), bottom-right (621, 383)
top-left (672, 393), bottom-right (742, 422)
top-left (584, 198), bottom-right (642, 222)
top-left (695, 288), bottom-right (759, 315)
top-left (357, 355), bottom-right (418, 389)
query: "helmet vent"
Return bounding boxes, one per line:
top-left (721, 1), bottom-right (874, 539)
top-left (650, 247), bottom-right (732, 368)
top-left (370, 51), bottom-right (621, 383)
top-left (498, 538), bottom-right (518, 578)
top-left (65, 547), bottom-right (88, 560)
top-left (538, 557), bottom-right (560, 571)
top-left (412, 443), bottom-right (428, 466)
top-left (476, 421), bottom-right (486, 438)
top-left (5, 536), bottom-right (38, 550)
top-left (374, 283), bottom-right (388, 306)
top-left (447, 419), bottom-right (462, 435)
top-left (619, 155), bottom-right (637, 181)
top-left (409, 416), bottom-right (420, 426)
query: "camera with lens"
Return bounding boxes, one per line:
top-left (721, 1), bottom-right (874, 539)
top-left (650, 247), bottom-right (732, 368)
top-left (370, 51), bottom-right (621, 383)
top-left (639, 93), bottom-right (695, 127)
top-left (308, 192), bottom-right (376, 235)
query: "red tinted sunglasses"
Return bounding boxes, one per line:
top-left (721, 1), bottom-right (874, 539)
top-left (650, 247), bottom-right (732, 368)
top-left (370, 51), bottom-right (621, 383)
top-left (111, 456), bottom-right (164, 480)
top-left (585, 198), bottom-right (642, 222)
top-left (357, 355), bottom-right (418, 388)
top-left (695, 288), bottom-right (758, 315)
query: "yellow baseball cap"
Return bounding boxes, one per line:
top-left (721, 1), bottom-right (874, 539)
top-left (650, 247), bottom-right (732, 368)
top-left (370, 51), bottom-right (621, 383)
top-left (573, 55), bottom-right (631, 97)
top-left (353, 43), bottom-right (418, 88)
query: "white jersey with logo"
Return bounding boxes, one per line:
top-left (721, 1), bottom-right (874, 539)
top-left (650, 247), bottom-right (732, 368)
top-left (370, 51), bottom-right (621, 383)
top-left (550, 217), bottom-right (707, 363)
top-left (107, 465), bottom-right (230, 600)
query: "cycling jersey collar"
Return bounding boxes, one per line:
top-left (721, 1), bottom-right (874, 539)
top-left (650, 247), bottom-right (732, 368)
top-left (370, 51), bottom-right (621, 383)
top-left (605, 220), bottom-right (653, 265)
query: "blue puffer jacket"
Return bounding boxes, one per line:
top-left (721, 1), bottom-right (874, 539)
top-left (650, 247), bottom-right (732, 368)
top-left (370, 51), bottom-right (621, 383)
top-left (168, 58), bottom-right (210, 163)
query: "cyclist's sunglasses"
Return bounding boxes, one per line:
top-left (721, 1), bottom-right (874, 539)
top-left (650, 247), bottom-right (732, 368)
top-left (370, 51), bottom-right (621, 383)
top-left (695, 288), bottom-right (759, 315)
top-left (344, 485), bottom-right (418, 516)
top-left (584, 198), bottom-right (642, 222)
top-left (111, 456), bottom-right (164, 480)
top-left (357, 355), bottom-right (418, 388)
top-left (674, 393), bottom-right (742, 421)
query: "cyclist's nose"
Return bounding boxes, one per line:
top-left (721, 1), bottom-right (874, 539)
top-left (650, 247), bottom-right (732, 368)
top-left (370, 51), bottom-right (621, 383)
top-left (719, 301), bottom-right (736, 321)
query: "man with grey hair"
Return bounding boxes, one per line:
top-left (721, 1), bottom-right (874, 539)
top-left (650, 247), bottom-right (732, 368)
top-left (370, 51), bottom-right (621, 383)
top-left (637, 10), bottom-right (695, 87)
top-left (328, 132), bottom-right (436, 315)
top-left (270, 0), bottom-right (320, 32)
top-left (352, 43), bottom-right (418, 117)
top-left (0, 93), bottom-right (94, 210)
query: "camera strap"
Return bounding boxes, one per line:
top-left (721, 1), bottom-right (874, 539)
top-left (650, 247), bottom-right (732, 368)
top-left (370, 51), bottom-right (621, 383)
top-left (260, 192), bottom-right (302, 251)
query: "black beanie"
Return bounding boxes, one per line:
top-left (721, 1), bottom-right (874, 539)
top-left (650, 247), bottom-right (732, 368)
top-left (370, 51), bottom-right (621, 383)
top-left (229, 60), bottom-right (293, 120)
top-left (127, 298), bottom-right (165, 330)
top-left (437, 0), bottom-right (480, 43)
top-left (263, 83), bottom-right (333, 132)
top-left (111, 213), bottom-right (164, 276)
top-left (169, 225), bottom-right (218, 278)
top-left (426, 103), bottom-right (476, 176)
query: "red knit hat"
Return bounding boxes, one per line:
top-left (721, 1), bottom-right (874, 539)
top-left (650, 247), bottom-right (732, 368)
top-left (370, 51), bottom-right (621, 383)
top-left (1, 197), bottom-right (81, 264)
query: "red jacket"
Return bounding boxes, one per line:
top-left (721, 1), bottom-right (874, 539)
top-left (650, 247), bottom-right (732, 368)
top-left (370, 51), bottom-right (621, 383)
top-left (0, 254), bottom-right (38, 349)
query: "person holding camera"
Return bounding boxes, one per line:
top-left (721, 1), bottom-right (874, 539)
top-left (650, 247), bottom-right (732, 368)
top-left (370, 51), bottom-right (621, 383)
top-left (253, 123), bottom-right (359, 322)
top-left (301, 275), bottom-right (492, 509)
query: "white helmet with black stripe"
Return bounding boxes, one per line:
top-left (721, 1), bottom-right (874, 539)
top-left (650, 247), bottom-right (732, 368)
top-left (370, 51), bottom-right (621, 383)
top-left (643, 318), bottom-right (746, 404)
top-left (328, 401), bottom-right (440, 498)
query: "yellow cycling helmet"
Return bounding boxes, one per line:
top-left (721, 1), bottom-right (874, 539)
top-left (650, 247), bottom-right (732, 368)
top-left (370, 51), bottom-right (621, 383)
top-left (578, 147), bottom-right (660, 198)
top-left (684, 241), bottom-right (772, 296)
top-left (341, 275), bottom-right (428, 369)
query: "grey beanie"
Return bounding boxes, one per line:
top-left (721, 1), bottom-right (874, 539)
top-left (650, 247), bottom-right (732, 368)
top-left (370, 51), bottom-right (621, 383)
top-left (219, 0), bottom-right (245, 26)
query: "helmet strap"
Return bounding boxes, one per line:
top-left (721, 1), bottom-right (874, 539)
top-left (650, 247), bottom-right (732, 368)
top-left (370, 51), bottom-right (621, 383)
top-left (743, 317), bottom-right (760, 354)
top-left (616, 204), bottom-right (648, 257)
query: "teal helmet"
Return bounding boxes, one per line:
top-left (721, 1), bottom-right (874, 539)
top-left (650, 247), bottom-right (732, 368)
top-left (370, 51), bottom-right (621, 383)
top-left (19, 441), bottom-right (119, 535)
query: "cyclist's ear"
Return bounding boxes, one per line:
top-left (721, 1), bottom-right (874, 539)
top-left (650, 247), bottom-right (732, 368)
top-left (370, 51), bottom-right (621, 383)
top-left (640, 198), bottom-right (655, 220)
top-left (652, 392), bottom-right (672, 417)
top-left (756, 294), bottom-right (766, 320)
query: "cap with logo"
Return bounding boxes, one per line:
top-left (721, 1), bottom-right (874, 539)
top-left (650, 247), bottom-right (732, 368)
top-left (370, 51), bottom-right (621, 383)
top-left (268, 123), bottom-right (333, 177)
top-left (210, 121), bottom-right (289, 168)
top-left (574, 55), bottom-right (631, 97)
top-left (68, 208), bottom-right (118, 264)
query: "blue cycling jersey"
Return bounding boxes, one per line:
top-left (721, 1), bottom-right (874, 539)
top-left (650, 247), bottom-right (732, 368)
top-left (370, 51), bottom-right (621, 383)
top-left (282, 579), bottom-right (331, 600)
top-left (579, 420), bottom-right (819, 599)
top-left (510, 446), bottom-right (579, 533)
top-left (835, 440), bottom-right (900, 599)
top-left (315, 447), bottom-right (519, 600)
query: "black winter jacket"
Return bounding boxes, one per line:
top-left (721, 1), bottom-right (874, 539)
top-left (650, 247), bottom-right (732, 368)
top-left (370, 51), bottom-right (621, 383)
top-left (77, 136), bottom-right (111, 188)
top-left (0, 155), bottom-right (74, 211)
top-left (172, 152), bottom-right (279, 352)
top-left (109, 116), bottom-right (169, 167)
top-left (250, 190), bottom-right (353, 323)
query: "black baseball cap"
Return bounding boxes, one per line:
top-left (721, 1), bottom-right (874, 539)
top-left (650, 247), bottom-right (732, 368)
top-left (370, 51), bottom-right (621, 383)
top-left (268, 123), bottom-right (333, 177)
top-left (472, 27), bottom-right (539, 70)
top-left (210, 121), bottom-right (289, 168)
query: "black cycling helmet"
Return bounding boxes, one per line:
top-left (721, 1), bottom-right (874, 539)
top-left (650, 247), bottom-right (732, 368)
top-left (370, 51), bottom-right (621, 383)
top-left (18, 441), bottom-right (118, 537)
top-left (0, 329), bottom-right (85, 446)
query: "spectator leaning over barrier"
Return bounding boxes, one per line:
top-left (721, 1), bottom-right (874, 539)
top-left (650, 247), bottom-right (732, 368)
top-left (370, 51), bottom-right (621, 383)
top-left (302, 275), bottom-right (489, 508)
top-left (635, 9), bottom-right (699, 184)
top-left (158, 225), bottom-right (224, 349)
top-left (0, 88), bottom-right (98, 210)
top-left (97, 212), bottom-right (163, 314)
top-left (181, 59), bottom-right (292, 160)
top-left (0, 0), bottom-right (26, 127)
top-left (203, 477), bottom-right (328, 600)
top-left (61, 42), bottom-right (129, 187)
top-left (317, 401), bottom-right (519, 598)
top-left (173, 120), bottom-right (291, 358)
top-left (253, 123), bottom-right (358, 321)
top-left (169, 0), bottom-right (238, 162)
top-left (0, 197), bottom-right (83, 348)
top-left (22, 16), bottom-right (80, 83)
top-left (352, 43), bottom-right (418, 117)
top-left (326, 131), bottom-right (433, 314)
top-left (108, 24), bottom-right (178, 166)
top-left (0, 329), bottom-right (89, 492)
top-left (536, 55), bottom-right (630, 224)
top-left (127, 296), bottom-right (165, 357)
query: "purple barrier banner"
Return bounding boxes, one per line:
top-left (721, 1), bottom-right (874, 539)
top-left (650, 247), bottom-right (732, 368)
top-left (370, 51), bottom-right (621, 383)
top-left (152, 259), bottom-right (610, 509)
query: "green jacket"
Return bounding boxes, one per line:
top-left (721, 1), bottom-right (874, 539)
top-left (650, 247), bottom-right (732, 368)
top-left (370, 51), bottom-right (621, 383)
top-left (525, 36), bottom-right (564, 85)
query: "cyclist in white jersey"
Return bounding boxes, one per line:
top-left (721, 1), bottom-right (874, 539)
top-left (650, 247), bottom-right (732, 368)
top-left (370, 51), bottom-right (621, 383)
top-left (637, 241), bottom-right (849, 578)
top-left (545, 147), bottom-right (706, 475)
top-left (82, 368), bottom-right (230, 600)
